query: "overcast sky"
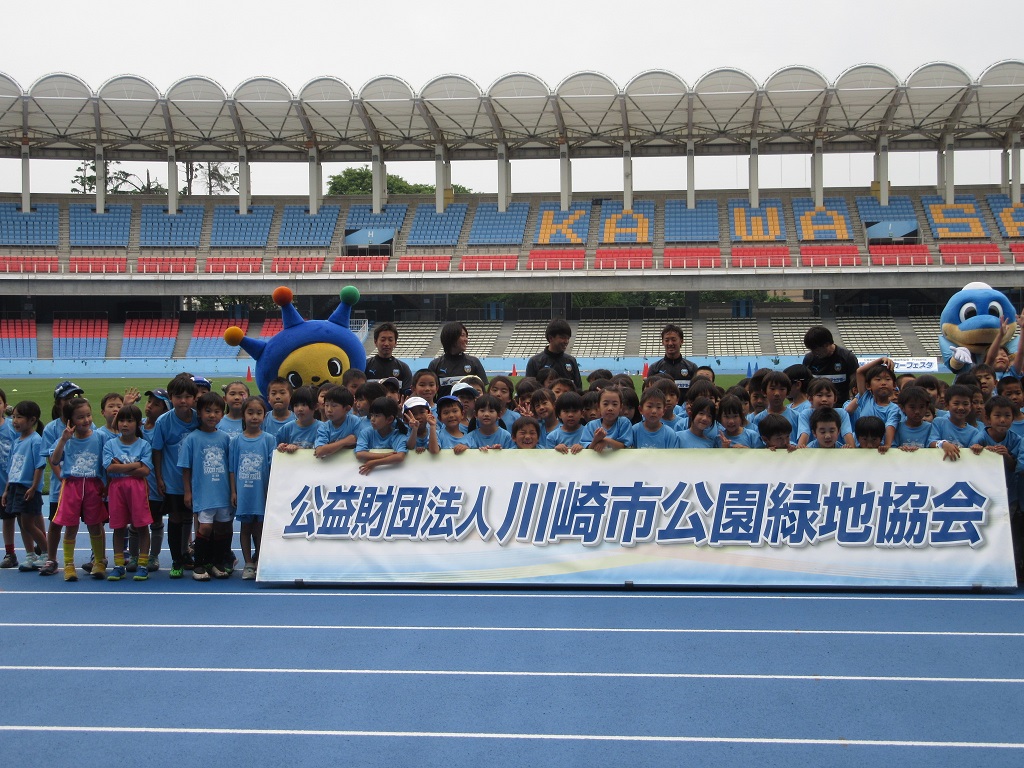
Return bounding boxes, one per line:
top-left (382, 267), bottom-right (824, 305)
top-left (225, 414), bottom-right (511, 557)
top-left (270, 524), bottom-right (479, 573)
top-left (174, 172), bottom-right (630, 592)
top-left (3, 0), bottom-right (1022, 195)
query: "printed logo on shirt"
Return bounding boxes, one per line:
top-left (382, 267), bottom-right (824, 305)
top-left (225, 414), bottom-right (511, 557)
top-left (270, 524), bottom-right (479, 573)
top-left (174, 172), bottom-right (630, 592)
top-left (238, 452), bottom-right (263, 488)
top-left (69, 452), bottom-right (99, 477)
top-left (202, 445), bottom-right (226, 480)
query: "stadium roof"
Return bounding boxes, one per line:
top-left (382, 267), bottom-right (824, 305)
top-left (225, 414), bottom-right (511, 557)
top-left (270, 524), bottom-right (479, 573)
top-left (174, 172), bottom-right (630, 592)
top-left (1, 62), bottom-right (1023, 163)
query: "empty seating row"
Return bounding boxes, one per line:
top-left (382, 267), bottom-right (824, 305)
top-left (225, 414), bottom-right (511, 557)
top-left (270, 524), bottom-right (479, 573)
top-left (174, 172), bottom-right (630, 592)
top-left (186, 318), bottom-right (248, 358)
top-left (278, 205), bottom-right (340, 248)
top-left (397, 255), bottom-right (451, 272)
top-left (69, 204), bottom-right (132, 247)
top-left (468, 202), bottom-right (530, 245)
top-left (987, 194), bottom-right (1024, 239)
top-left (921, 194), bottom-right (990, 239)
top-left (729, 199), bottom-right (786, 242)
top-left (0, 203), bottom-right (59, 246)
top-left (593, 248), bottom-right (654, 269)
top-left (209, 206), bottom-right (274, 247)
top-left (792, 198), bottom-right (853, 241)
top-left (345, 204), bottom-right (408, 231)
top-left (140, 205), bottom-right (204, 247)
top-left (598, 200), bottom-right (655, 244)
top-left (664, 199), bottom-right (719, 243)
top-left (406, 203), bottom-right (469, 247)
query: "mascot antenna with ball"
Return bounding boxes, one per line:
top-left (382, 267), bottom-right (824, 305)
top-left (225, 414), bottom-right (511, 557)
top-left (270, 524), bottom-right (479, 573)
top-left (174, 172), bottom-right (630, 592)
top-left (224, 285), bottom-right (367, 397)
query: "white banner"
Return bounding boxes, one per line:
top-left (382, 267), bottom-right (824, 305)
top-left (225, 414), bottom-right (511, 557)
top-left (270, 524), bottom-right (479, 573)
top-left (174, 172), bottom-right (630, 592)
top-left (257, 449), bottom-right (1016, 588)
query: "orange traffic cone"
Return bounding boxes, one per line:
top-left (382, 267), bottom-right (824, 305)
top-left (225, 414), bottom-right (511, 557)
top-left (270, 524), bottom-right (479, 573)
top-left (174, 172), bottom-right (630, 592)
top-left (511, 364), bottom-right (518, 377)
top-left (642, 362), bottom-right (649, 377)
top-left (246, 365), bottom-right (253, 382)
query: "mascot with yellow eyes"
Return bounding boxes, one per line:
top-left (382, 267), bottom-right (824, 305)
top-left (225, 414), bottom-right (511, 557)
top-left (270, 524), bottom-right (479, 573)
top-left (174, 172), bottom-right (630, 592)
top-left (939, 282), bottom-right (1018, 375)
top-left (224, 285), bottom-right (366, 396)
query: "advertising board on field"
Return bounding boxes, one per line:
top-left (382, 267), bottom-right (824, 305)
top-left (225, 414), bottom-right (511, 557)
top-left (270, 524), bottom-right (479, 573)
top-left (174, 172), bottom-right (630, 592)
top-left (257, 449), bottom-right (1016, 589)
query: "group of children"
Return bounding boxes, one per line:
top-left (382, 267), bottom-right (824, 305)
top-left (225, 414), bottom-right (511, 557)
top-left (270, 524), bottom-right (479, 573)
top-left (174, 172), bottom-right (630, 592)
top-left (2, 339), bottom-right (1023, 583)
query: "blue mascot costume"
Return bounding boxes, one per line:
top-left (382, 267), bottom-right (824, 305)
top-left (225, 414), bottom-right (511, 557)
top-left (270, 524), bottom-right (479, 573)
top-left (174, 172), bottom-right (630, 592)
top-left (939, 282), bottom-right (1018, 375)
top-left (224, 286), bottom-right (366, 397)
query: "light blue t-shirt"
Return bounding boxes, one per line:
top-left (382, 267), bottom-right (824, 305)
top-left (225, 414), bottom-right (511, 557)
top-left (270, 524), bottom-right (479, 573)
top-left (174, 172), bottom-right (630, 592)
top-left (7, 432), bottom-right (47, 489)
top-left (151, 408), bottom-right (199, 495)
top-left (53, 431), bottom-right (108, 480)
top-left (217, 415), bottom-right (244, 436)
top-left (464, 427), bottom-right (514, 450)
top-left (894, 421), bottom-right (937, 449)
top-left (930, 417), bottom-right (984, 448)
top-left (632, 422), bottom-right (682, 449)
top-left (277, 419), bottom-right (322, 450)
top-left (228, 432), bottom-right (277, 518)
top-left (315, 413), bottom-right (364, 449)
top-left (438, 428), bottom-right (471, 449)
top-left (677, 429), bottom-right (720, 449)
top-left (262, 411), bottom-right (296, 437)
top-left (177, 429), bottom-right (232, 512)
top-left (103, 436), bottom-right (153, 482)
top-left (356, 424), bottom-right (410, 453)
top-left (718, 427), bottom-right (762, 448)
top-left (0, 419), bottom-right (17, 487)
top-left (546, 425), bottom-right (586, 449)
top-left (581, 417), bottom-right (634, 449)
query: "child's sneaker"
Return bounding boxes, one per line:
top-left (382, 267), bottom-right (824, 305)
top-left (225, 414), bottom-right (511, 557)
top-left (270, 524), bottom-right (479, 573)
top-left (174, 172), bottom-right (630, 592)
top-left (169, 562), bottom-right (184, 579)
top-left (107, 565), bottom-right (126, 581)
top-left (18, 553), bottom-right (39, 572)
top-left (90, 561), bottom-right (107, 579)
top-left (242, 564), bottom-right (256, 580)
top-left (125, 557), bottom-right (138, 573)
top-left (192, 565), bottom-right (210, 582)
top-left (148, 556), bottom-right (160, 572)
top-left (39, 560), bottom-right (58, 576)
top-left (0, 553), bottom-right (17, 568)
top-left (133, 565), bottom-right (149, 582)
top-left (64, 564), bottom-right (78, 582)
top-left (208, 563), bottom-right (228, 579)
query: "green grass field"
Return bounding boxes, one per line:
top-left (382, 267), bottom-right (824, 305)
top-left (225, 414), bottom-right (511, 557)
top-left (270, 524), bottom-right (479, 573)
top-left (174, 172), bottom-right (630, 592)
top-left (1, 377), bottom-right (193, 413)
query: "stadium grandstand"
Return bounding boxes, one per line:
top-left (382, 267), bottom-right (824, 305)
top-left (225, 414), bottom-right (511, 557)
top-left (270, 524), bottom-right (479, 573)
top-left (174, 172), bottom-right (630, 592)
top-left (0, 62), bottom-right (1023, 372)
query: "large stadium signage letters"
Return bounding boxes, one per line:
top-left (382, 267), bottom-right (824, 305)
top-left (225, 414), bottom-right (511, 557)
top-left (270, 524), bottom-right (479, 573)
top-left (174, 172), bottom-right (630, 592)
top-left (257, 450), bottom-right (1015, 588)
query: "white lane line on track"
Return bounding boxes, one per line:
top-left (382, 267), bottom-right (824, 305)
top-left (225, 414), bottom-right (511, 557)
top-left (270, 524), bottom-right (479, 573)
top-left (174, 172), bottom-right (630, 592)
top-left (0, 724), bottom-right (1020, 749)
top-left (1, 622), bottom-right (1022, 637)
top-left (0, 588), bottom-right (1021, 603)
top-left (2, 664), bottom-right (1022, 684)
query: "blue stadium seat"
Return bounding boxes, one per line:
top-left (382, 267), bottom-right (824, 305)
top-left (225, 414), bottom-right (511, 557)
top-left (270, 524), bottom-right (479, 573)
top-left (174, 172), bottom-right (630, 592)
top-left (792, 198), bottom-right (853, 241)
top-left (277, 205), bottom-right (341, 247)
top-left (598, 200), bottom-right (655, 243)
top-left (664, 199), bottom-right (719, 242)
top-left (855, 195), bottom-right (917, 223)
top-left (535, 202), bottom-right (591, 245)
top-left (140, 205), bottom-right (205, 247)
top-left (988, 194), bottom-right (1024, 238)
top-left (405, 203), bottom-right (468, 246)
top-left (728, 199), bottom-right (786, 241)
top-left (69, 204), bottom-right (131, 247)
top-left (209, 206), bottom-right (274, 248)
top-left (345, 204), bottom-right (408, 231)
top-left (0, 203), bottom-right (59, 246)
top-left (468, 202), bottom-right (530, 245)
top-left (920, 194), bottom-right (990, 239)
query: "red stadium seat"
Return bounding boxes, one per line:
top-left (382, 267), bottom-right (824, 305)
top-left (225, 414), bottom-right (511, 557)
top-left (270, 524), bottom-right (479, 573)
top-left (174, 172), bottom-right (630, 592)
top-left (1011, 243), bottom-right (1024, 263)
top-left (459, 254), bottom-right (518, 271)
top-left (593, 248), bottom-right (654, 269)
top-left (663, 247), bottom-right (721, 268)
top-left (397, 255), bottom-right (452, 272)
top-left (193, 318), bottom-right (247, 337)
top-left (270, 255), bottom-right (326, 273)
top-left (800, 245), bottom-right (861, 267)
top-left (331, 256), bottom-right (389, 272)
top-left (730, 246), bottom-right (791, 268)
top-left (205, 256), bottom-right (263, 273)
top-left (68, 255), bottom-right (127, 273)
top-left (136, 256), bottom-right (197, 274)
top-left (0, 255), bottom-right (59, 273)
top-left (938, 243), bottom-right (1003, 265)
top-left (526, 249), bottom-right (585, 270)
top-left (868, 245), bottom-right (932, 266)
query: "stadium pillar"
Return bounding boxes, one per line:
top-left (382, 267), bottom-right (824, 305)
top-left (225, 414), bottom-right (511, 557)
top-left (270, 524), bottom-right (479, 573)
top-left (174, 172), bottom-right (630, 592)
top-left (942, 137), bottom-right (955, 204)
top-left (623, 142), bottom-right (633, 211)
top-left (238, 151), bottom-right (249, 214)
top-left (1000, 148), bottom-right (1010, 194)
top-left (748, 139), bottom-right (759, 209)
top-left (876, 138), bottom-right (889, 206)
top-left (811, 139), bottom-right (824, 208)
top-left (1012, 137), bottom-right (1021, 205)
top-left (95, 146), bottom-right (105, 213)
top-left (686, 141), bottom-right (695, 209)
top-left (308, 148), bottom-right (319, 215)
top-left (20, 140), bottom-right (30, 212)
top-left (559, 145), bottom-right (572, 211)
top-left (371, 147), bottom-right (386, 214)
top-left (497, 144), bottom-right (511, 212)
top-left (167, 151), bottom-right (178, 215)
top-left (435, 144), bottom-right (449, 214)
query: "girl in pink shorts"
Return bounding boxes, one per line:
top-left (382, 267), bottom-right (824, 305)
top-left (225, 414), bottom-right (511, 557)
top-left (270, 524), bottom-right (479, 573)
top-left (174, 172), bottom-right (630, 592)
top-left (103, 405), bottom-right (153, 581)
top-left (48, 398), bottom-right (108, 582)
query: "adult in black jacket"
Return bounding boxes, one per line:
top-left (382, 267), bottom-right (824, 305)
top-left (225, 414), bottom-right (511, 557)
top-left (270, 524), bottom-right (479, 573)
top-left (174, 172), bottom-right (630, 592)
top-left (525, 318), bottom-right (582, 391)
top-left (364, 321), bottom-right (413, 391)
top-left (428, 321), bottom-right (488, 394)
top-left (801, 325), bottom-right (858, 403)
top-left (645, 323), bottom-right (698, 391)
